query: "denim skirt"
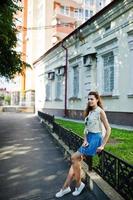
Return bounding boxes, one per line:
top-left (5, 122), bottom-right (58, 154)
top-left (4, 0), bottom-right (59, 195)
top-left (78, 132), bottom-right (102, 156)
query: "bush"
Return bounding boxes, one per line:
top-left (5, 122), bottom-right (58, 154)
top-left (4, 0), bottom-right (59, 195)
top-left (4, 95), bottom-right (11, 105)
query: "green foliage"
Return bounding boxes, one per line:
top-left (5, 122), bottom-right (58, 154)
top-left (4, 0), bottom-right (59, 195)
top-left (4, 95), bottom-right (11, 105)
top-left (0, 0), bottom-right (30, 79)
top-left (0, 94), bottom-right (4, 100)
top-left (55, 118), bottom-right (133, 164)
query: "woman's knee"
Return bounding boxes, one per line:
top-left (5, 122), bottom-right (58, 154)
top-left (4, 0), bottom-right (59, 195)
top-left (71, 152), bottom-right (82, 162)
top-left (70, 154), bottom-right (82, 169)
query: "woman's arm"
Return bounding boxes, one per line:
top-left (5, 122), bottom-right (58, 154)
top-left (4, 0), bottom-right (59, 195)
top-left (97, 110), bottom-right (111, 152)
top-left (82, 128), bottom-right (89, 146)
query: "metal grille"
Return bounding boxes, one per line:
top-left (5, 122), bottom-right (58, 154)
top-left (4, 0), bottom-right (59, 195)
top-left (38, 111), bottom-right (54, 125)
top-left (94, 151), bottom-right (133, 200)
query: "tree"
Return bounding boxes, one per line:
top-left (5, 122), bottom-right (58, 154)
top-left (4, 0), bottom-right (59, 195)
top-left (4, 95), bottom-right (11, 105)
top-left (0, 0), bottom-right (29, 79)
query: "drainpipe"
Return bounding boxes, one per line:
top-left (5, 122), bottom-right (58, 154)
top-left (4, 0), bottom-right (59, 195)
top-left (61, 42), bottom-right (68, 117)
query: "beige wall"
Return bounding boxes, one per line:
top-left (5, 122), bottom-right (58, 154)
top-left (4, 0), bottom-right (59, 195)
top-left (44, 0), bottom-right (54, 52)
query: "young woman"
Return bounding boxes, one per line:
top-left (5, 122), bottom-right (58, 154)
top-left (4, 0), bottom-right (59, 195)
top-left (55, 91), bottom-right (111, 198)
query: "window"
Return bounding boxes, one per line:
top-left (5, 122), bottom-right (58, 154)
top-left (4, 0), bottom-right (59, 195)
top-left (85, 0), bottom-right (89, 4)
top-left (74, 9), bottom-right (78, 18)
top-left (83, 55), bottom-right (92, 66)
top-left (90, 0), bottom-right (94, 6)
top-left (128, 32), bottom-right (133, 96)
top-left (73, 66), bottom-right (79, 97)
top-left (46, 82), bottom-right (51, 101)
top-left (104, 23), bottom-right (111, 31)
top-left (85, 10), bottom-right (89, 20)
top-left (74, 8), bottom-right (83, 19)
top-left (102, 52), bottom-right (114, 94)
top-left (79, 8), bottom-right (83, 19)
top-left (90, 10), bottom-right (93, 17)
top-left (60, 6), bottom-right (64, 14)
top-left (60, 6), bottom-right (70, 16)
top-left (55, 76), bottom-right (62, 100)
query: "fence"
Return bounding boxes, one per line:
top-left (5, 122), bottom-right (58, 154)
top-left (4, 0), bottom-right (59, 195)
top-left (38, 111), bottom-right (133, 200)
top-left (94, 150), bottom-right (133, 200)
top-left (38, 111), bottom-right (54, 125)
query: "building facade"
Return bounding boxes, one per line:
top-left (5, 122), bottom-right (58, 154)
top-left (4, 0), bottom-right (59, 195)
top-left (11, 0), bottom-right (112, 107)
top-left (26, 0), bottom-right (111, 61)
top-left (26, 0), bottom-right (112, 107)
top-left (34, 0), bottom-right (133, 126)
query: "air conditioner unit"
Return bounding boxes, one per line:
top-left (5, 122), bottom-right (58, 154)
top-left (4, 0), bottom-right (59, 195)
top-left (83, 55), bottom-right (92, 67)
top-left (56, 67), bottom-right (65, 76)
top-left (48, 72), bottom-right (55, 80)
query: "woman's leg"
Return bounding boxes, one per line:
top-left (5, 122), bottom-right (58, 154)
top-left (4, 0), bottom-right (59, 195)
top-left (62, 165), bottom-right (75, 189)
top-left (73, 161), bottom-right (81, 187)
top-left (62, 152), bottom-right (83, 189)
top-left (55, 152), bottom-right (84, 198)
top-left (55, 165), bottom-right (74, 198)
top-left (71, 152), bottom-right (83, 187)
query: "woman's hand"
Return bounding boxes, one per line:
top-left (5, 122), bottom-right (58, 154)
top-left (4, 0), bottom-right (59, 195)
top-left (82, 140), bottom-right (89, 147)
top-left (96, 145), bottom-right (104, 153)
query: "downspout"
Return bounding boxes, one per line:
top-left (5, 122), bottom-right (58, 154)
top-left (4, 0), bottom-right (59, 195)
top-left (61, 42), bottom-right (68, 117)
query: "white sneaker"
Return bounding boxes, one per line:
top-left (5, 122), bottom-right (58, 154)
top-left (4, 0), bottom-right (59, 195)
top-left (72, 182), bottom-right (85, 196)
top-left (55, 187), bottom-right (71, 198)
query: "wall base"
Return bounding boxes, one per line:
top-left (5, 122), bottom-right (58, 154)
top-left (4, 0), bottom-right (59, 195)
top-left (40, 108), bottom-right (133, 126)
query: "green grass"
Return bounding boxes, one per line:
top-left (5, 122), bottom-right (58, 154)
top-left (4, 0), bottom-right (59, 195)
top-left (55, 119), bottom-right (133, 165)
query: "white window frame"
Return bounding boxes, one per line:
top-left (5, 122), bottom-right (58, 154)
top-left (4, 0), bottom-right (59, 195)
top-left (79, 8), bottom-right (84, 19)
top-left (74, 8), bottom-right (83, 20)
top-left (96, 38), bottom-right (119, 96)
top-left (85, 9), bottom-right (89, 20)
top-left (90, 10), bottom-right (93, 17)
top-left (45, 81), bottom-right (52, 101)
top-left (60, 6), bottom-right (70, 16)
top-left (128, 31), bottom-right (133, 97)
top-left (68, 56), bottom-right (82, 99)
top-left (55, 75), bottom-right (63, 100)
top-left (102, 52), bottom-right (114, 94)
top-left (73, 66), bottom-right (79, 97)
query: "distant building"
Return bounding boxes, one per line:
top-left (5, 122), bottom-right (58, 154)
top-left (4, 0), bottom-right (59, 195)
top-left (34, 0), bottom-right (133, 126)
top-left (0, 88), bottom-right (11, 106)
top-left (26, 0), bottom-right (112, 62)
top-left (10, 0), bottom-right (27, 106)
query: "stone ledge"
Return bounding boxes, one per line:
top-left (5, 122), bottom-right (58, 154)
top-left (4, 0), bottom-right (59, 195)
top-left (2, 106), bottom-right (35, 113)
top-left (39, 118), bottom-right (124, 200)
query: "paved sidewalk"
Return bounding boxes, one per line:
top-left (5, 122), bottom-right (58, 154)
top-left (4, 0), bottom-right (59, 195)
top-left (0, 113), bottom-right (97, 200)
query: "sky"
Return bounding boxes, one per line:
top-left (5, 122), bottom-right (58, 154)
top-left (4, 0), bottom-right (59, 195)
top-left (0, 78), bottom-right (12, 91)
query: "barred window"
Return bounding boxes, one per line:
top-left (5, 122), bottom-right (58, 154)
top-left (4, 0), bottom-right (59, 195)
top-left (73, 66), bottom-right (79, 97)
top-left (55, 76), bottom-right (62, 99)
top-left (46, 82), bottom-right (51, 100)
top-left (128, 32), bottom-right (133, 95)
top-left (103, 52), bottom-right (114, 93)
